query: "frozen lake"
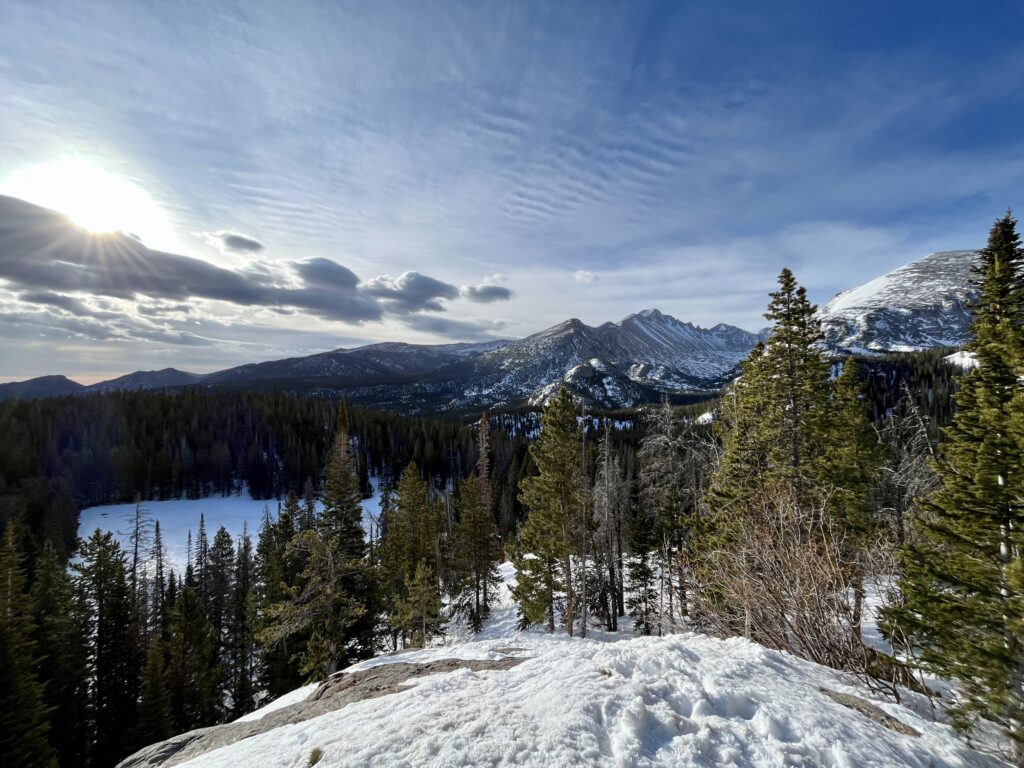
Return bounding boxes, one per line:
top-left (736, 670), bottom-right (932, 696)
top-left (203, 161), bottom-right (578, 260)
top-left (79, 480), bottom-right (382, 573)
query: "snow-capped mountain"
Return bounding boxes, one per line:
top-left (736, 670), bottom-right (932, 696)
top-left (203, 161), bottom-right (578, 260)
top-left (3, 310), bottom-right (755, 410)
top-left (448, 311), bottom-right (758, 410)
top-left (819, 250), bottom-right (978, 353)
top-left (3, 249), bottom-right (984, 412)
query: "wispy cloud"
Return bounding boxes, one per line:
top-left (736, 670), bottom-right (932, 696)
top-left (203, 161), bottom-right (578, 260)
top-left (0, 2), bottom-right (1023, 377)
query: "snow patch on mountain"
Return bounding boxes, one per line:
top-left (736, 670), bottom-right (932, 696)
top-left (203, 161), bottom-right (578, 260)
top-left (820, 250), bottom-right (978, 353)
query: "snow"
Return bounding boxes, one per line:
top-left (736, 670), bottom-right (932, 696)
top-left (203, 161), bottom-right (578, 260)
top-left (234, 683), bottom-right (321, 723)
top-left (171, 564), bottom-right (999, 768)
top-left (79, 495), bottom-right (281, 572)
top-left (944, 350), bottom-right (978, 370)
top-left (819, 250), bottom-right (978, 352)
top-left (694, 410), bottom-right (715, 425)
top-left (80, 478), bottom-right (383, 572)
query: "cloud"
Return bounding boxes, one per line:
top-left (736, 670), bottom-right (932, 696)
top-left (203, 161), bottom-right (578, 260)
top-left (203, 230), bottom-right (266, 254)
top-left (460, 283), bottom-right (512, 303)
top-left (400, 313), bottom-right (507, 340)
top-left (573, 270), bottom-right (598, 284)
top-left (19, 290), bottom-right (94, 315)
top-left (293, 257), bottom-right (360, 290)
top-left (361, 271), bottom-right (460, 313)
top-left (0, 195), bottom-right (508, 349)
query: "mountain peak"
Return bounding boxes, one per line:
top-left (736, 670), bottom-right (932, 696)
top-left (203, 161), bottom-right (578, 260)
top-left (820, 249), bottom-right (979, 352)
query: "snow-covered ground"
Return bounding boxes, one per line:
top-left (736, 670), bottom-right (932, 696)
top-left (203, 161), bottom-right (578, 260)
top-left (944, 350), bottom-right (978, 370)
top-left (79, 479), bottom-right (382, 572)
top-left (168, 564), bottom-right (1001, 768)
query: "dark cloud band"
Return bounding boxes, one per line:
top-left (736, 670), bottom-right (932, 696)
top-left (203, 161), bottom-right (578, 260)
top-left (0, 195), bottom-right (507, 344)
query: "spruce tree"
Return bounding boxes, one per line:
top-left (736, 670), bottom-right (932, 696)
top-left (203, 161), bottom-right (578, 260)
top-left (260, 529), bottom-right (367, 677)
top-left (395, 559), bottom-right (445, 648)
top-left (228, 524), bottom-right (257, 718)
top-left (255, 507), bottom-right (301, 698)
top-left (892, 213), bottom-right (1024, 745)
top-left (820, 361), bottom-right (883, 637)
top-left (31, 540), bottom-right (89, 767)
top-left (453, 474), bottom-right (501, 632)
top-left (380, 464), bottom-right (443, 646)
top-left (0, 527), bottom-right (57, 768)
top-left (512, 388), bottom-right (583, 633)
top-left (207, 526), bottom-right (234, 662)
top-left (320, 412), bottom-right (365, 559)
top-left (166, 586), bottom-right (222, 731)
top-left (626, 536), bottom-right (660, 636)
top-left (75, 530), bottom-right (141, 766)
top-left (135, 640), bottom-right (172, 746)
top-left (709, 268), bottom-right (831, 510)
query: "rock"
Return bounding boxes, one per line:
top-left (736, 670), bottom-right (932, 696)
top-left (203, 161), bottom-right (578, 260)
top-left (116, 656), bottom-right (527, 768)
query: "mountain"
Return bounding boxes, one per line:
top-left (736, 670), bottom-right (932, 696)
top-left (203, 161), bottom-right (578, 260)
top-left (3, 248), bottom-right (982, 411)
top-left (0, 369), bottom-right (205, 401)
top-left (204, 312), bottom-right (759, 411)
top-left (819, 250), bottom-right (978, 353)
top-left (0, 374), bottom-right (85, 401)
top-left (85, 368), bottom-right (207, 393)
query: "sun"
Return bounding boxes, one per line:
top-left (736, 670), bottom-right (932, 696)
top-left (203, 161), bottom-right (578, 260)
top-left (0, 157), bottom-right (176, 249)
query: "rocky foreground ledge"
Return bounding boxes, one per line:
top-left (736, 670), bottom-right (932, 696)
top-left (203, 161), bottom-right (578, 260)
top-left (117, 654), bottom-right (527, 768)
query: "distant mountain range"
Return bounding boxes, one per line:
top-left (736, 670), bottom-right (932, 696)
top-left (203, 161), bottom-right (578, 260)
top-left (0, 250), bottom-right (979, 411)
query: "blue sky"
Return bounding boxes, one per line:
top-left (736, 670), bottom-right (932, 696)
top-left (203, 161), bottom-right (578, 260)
top-left (1, 0), bottom-right (1023, 380)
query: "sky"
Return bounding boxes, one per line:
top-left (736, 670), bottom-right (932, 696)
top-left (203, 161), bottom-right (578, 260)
top-left (1, 0), bottom-right (1023, 382)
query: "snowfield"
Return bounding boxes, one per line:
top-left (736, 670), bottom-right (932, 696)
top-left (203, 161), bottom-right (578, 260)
top-left (155, 564), bottom-right (1002, 768)
top-left (182, 633), bottom-right (997, 768)
top-left (79, 480), bottom-right (383, 572)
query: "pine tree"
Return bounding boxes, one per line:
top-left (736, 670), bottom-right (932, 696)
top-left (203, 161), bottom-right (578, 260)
top-left (819, 360), bottom-right (883, 638)
top-left (453, 474), bottom-right (501, 632)
top-left (0, 527), bottom-right (57, 768)
top-left (31, 540), bottom-right (89, 767)
top-left (260, 529), bottom-right (367, 677)
top-left (512, 388), bottom-right (583, 633)
top-left (135, 640), bottom-right (172, 746)
top-left (75, 529), bottom-right (141, 766)
top-left (710, 268), bottom-right (831, 510)
top-left (228, 524), bottom-right (257, 718)
top-left (892, 213), bottom-right (1024, 746)
top-left (207, 526), bottom-right (235, 661)
top-left (166, 586), bottom-right (222, 731)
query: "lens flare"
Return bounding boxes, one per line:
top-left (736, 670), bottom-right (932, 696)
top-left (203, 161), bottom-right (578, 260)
top-left (1, 157), bottom-right (176, 249)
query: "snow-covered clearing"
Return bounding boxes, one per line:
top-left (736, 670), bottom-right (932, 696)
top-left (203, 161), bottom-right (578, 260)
top-left (79, 479), bottom-right (383, 571)
top-left (170, 564), bottom-right (1000, 768)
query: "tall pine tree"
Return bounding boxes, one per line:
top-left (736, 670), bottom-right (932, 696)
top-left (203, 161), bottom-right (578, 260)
top-left (512, 388), bottom-right (584, 633)
top-left (892, 213), bottom-right (1024, 746)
